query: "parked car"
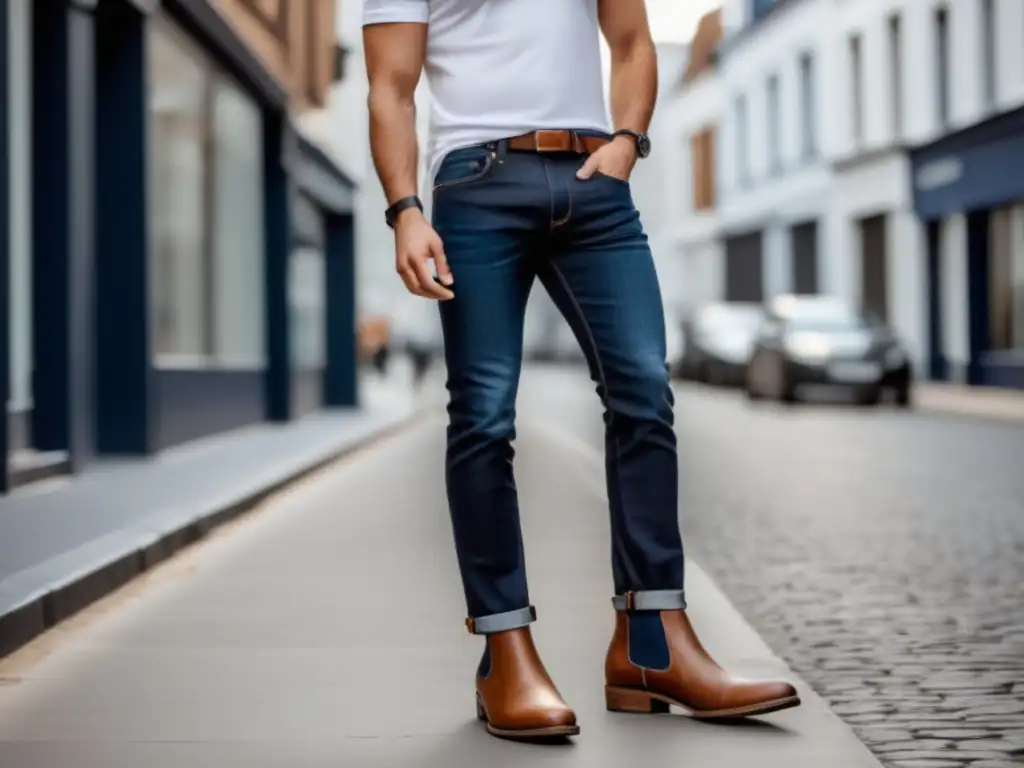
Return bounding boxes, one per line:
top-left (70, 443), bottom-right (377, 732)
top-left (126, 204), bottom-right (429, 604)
top-left (745, 295), bottom-right (912, 406)
top-left (676, 302), bottom-right (765, 386)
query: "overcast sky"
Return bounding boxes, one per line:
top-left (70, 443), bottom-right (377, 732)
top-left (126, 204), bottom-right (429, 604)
top-left (646, 0), bottom-right (720, 43)
top-left (598, 0), bottom-right (720, 89)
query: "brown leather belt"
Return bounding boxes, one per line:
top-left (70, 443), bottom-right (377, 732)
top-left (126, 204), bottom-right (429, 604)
top-left (506, 129), bottom-right (609, 155)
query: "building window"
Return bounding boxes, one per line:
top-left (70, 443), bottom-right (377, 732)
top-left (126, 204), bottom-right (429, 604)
top-left (148, 22), bottom-right (208, 362)
top-left (290, 247), bottom-right (327, 369)
top-left (799, 52), bottom-right (816, 159)
top-left (849, 33), bottom-right (864, 147)
top-left (888, 14), bottom-right (903, 140)
top-left (981, 0), bottom-right (997, 110)
top-left (989, 207), bottom-right (1024, 351)
top-left (750, 0), bottom-right (775, 23)
top-left (148, 17), bottom-right (265, 368)
top-left (935, 6), bottom-right (950, 128)
top-left (9, 0), bottom-right (34, 424)
top-left (734, 95), bottom-right (749, 187)
top-left (691, 128), bottom-right (716, 210)
top-left (766, 73), bottom-right (781, 174)
top-left (211, 77), bottom-right (266, 366)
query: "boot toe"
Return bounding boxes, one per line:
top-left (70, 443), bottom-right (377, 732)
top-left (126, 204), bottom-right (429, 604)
top-left (508, 699), bottom-right (576, 730)
top-left (731, 678), bottom-right (799, 712)
top-left (488, 703), bottom-right (577, 734)
top-left (538, 703), bottom-right (577, 729)
top-left (751, 680), bottom-right (797, 704)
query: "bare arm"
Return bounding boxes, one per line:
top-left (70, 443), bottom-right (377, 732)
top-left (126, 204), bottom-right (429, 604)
top-left (363, 22), bottom-right (427, 206)
top-left (363, 15), bottom-right (453, 300)
top-left (598, 0), bottom-right (658, 136)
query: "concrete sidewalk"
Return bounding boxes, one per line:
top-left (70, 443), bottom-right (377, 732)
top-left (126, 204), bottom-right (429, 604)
top-left (916, 382), bottom-right (1024, 424)
top-left (0, 371), bottom-right (422, 658)
top-left (0, 410), bottom-right (881, 767)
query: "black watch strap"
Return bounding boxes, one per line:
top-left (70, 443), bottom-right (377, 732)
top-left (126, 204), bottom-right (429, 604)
top-left (612, 130), bottom-right (651, 159)
top-left (385, 195), bottom-right (423, 229)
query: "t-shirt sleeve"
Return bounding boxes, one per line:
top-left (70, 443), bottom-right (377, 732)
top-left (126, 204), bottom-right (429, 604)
top-left (362, 0), bottom-right (429, 26)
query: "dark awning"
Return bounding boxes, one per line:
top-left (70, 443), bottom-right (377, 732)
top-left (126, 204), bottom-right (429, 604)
top-left (286, 127), bottom-right (358, 216)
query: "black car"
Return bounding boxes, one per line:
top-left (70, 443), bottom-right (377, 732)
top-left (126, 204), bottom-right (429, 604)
top-left (745, 295), bottom-right (912, 406)
top-left (675, 302), bottom-right (764, 386)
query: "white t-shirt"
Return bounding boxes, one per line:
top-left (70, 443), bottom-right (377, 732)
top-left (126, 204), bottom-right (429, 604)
top-left (362, 0), bottom-right (610, 184)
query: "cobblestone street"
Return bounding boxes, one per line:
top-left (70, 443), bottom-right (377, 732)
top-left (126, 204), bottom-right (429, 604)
top-left (521, 366), bottom-right (1024, 768)
top-left (675, 387), bottom-right (1024, 768)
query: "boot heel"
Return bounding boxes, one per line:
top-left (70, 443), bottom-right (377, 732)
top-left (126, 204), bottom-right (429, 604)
top-left (475, 696), bottom-right (487, 722)
top-left (605, 686), bottom-right (670, 714)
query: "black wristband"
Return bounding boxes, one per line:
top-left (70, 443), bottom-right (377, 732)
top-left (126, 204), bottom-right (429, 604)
top-left (385, 196), bottom-right (423, 229)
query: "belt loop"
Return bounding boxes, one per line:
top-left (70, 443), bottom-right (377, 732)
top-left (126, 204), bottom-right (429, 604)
top-left (494, 140), bottom-right (509, 160)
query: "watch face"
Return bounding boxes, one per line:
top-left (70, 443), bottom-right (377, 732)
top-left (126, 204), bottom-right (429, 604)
top-left (637, 134), bottom-right (652, 159)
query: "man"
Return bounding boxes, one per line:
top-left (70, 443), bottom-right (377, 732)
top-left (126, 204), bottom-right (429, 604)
top-left (363, 0), bottom-right (800, 740)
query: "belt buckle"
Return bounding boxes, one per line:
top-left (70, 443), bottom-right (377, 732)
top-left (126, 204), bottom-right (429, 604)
top-left (624, 591), bottom-right (637, 611)
top-left (534, 129), bottom-right (567, 152)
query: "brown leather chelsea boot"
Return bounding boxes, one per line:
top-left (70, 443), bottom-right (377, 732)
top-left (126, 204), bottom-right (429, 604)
top-left (605, 594), bottom-right (800, 719)
top-left (469, 607), bottom-right (578, 739)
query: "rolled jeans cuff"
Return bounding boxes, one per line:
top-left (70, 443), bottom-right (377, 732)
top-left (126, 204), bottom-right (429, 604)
top-left (611, 589), bottom-right (687, 612)
top-left (465, 605), bottom-right (537, 635)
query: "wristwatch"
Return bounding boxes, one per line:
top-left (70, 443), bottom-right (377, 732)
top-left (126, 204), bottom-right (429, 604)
top-left (612, 130), bottom-right (652, 159)
top-left (385, 195), bottom-right (423, 229)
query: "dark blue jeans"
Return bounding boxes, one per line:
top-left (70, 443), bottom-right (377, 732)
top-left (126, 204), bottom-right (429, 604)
top-left (432, 137), bottom-right (685, 628)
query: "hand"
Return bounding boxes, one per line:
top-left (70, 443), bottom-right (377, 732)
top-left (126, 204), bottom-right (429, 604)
top-left (576, 136), bottom-right (638, 182)
top-left (394, 209), bottom-right (455, 301)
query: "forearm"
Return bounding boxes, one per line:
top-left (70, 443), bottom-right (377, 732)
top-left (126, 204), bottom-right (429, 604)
top-left (368, 87), bottom-right (420, 206)
top-left (608, 37), bottom-right (657, 134)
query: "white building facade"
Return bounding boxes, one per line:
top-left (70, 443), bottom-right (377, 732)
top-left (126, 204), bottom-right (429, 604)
top-left (662, 20), bottom-right (724, 318)
top-left (828, 0), bottom-right (1024, 380)
top-left (715, 0), bottom-right (840, 307)
top-left (827, 0), bottom-right (933, 372)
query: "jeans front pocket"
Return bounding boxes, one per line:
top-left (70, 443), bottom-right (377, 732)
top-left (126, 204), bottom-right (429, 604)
top-left (433, 147), bottom-right (496, 192)
top-left (593, 170), bottom-right (631, 188)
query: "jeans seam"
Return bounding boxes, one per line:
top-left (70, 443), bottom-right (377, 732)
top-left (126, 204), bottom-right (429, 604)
top-left (552, 177), bottom-right (572, 228)
top-left (547, 260), bottom-right (631, 585)
top-left (541, 160), bottom-right (573, 229)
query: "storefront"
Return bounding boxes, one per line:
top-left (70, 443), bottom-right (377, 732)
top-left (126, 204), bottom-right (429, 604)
top-left (912, 107), bottom-right (1024, 389)
top-left (0, 0), bottom-right (357, 492)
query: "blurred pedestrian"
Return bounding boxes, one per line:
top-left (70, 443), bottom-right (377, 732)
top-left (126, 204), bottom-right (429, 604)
top-left (395, 294), bottom-right (439, 389)
top-left (370, 343), bottom-right (389, 377)
top-left (363, 0), bottom-right (799, 741)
